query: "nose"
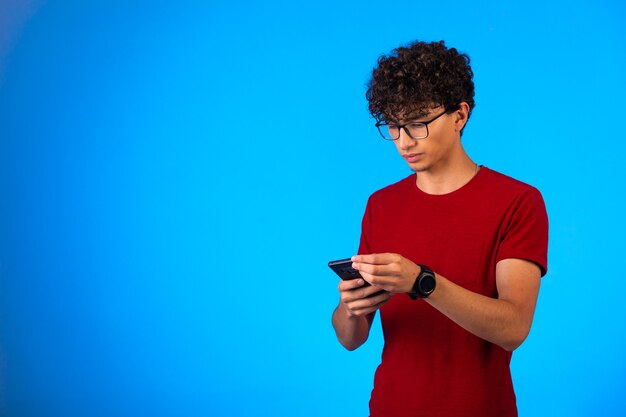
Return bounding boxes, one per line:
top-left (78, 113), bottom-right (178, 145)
top-left (397, 128), bottom-right (416, 150)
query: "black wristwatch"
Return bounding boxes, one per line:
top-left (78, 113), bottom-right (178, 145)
top-left (408, 264), bottom-right (436, 299)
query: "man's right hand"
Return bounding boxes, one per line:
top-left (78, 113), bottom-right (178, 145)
top-left (333, 279), bottom-right (390, 350)
top-left (338, 278), bottom-right (392, 317)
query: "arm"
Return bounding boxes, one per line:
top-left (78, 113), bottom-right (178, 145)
top-left (352, 254), bottom-right (541, 351)
top-left (331, 278), bottom-right (391, 351)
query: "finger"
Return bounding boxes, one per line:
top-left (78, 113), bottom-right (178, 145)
top-left (341, 281), bottom-right (384, 304)
top-left (354, 262), bottom-right (397, 277)
top-left (338, 278), bottom-right (367, 292)
top-left (361, 284), bottom-right (386, 297)
top-left (358, 270), bottom-right (401, 292)
top-left (340, 284), bottom-right (375, 304)
top-left (352, 253), bottom-right (398, 265)
top-left (372, 291), bottom-right (393, 305)
top-left (347, 291), bottom-right (392, 314)
top-left (339, 281), bottom-right (374, 303)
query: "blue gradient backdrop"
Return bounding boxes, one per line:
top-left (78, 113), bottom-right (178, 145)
top-left (1, 1), bottom-right (625, 416)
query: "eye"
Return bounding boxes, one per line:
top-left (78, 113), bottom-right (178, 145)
top-left (407, 123), bottom-right (428, 137)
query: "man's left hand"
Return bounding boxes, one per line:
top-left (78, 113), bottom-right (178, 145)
top-left (351, 253), bottom-right (420, 294)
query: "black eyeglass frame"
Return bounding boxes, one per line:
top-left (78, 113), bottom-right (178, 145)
top-left (375, 108), bottom-right (453, 141)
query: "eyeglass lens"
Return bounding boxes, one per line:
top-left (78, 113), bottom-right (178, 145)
top-left (381, 123), bottom-right (428, 140)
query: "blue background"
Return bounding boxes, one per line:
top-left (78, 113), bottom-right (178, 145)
top-left (1, 1), bottom-right (625, 416)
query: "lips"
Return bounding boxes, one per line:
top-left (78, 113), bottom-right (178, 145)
top-left (403, 153), bottom-right (423, 163)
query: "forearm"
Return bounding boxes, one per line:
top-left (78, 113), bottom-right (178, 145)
top-left (352, 253), bottom-right (541, 352)
top-left (426, 274), bottom-right (536, 351)
top-left (332, 304), bottom-right (373, 351)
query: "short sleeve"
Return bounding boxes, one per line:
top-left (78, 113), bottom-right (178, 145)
top-left (496, 187), bottom-right (549, 276)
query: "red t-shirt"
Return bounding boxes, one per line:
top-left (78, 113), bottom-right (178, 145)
top-left (359, 167), bottom-right (548, 417)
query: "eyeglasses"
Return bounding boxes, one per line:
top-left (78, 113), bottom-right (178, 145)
top-left (375, 109), bottom-right (449, 141)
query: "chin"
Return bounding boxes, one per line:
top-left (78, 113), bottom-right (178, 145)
top-left (411, 164), bottom-right (431, 173)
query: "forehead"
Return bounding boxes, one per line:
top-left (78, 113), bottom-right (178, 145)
top-left (386, 106), bottom-right (440, 123)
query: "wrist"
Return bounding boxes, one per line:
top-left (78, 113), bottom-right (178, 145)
top-left (408, 264), bottom-right (436, 299)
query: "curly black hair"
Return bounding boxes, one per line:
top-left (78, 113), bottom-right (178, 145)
top-left (366, 40), bottom-right (475, 123)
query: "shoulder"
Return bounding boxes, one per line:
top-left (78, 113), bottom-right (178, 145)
top-left (367, 174), bottom-right (415, 206)
top-left (483, 169), bottom-right (549, 275)
top-left (481, 167), bottom-right (537, 191)
top-left (481, 167), bottom-right (548, 239)
top-left (480, 167), bottom-right (544, 202)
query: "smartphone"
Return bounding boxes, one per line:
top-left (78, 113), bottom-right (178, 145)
top-left (328, 258), bottom-right (370, 286)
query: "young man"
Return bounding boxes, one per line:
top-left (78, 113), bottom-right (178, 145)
top-left (331, 41), bottom-right (548, 417)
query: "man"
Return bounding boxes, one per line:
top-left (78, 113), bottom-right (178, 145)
top-left (331, 40), bottom-right (548, 417)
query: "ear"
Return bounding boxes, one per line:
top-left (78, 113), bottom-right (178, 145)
top-left (453, 102), bottom-right (470, 132)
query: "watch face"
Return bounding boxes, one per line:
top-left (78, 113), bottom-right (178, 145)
top-left (420, 274), bottom-right (436, 294)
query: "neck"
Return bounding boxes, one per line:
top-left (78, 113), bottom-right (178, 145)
top-left (415, 151), bottom-right (479, 195)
